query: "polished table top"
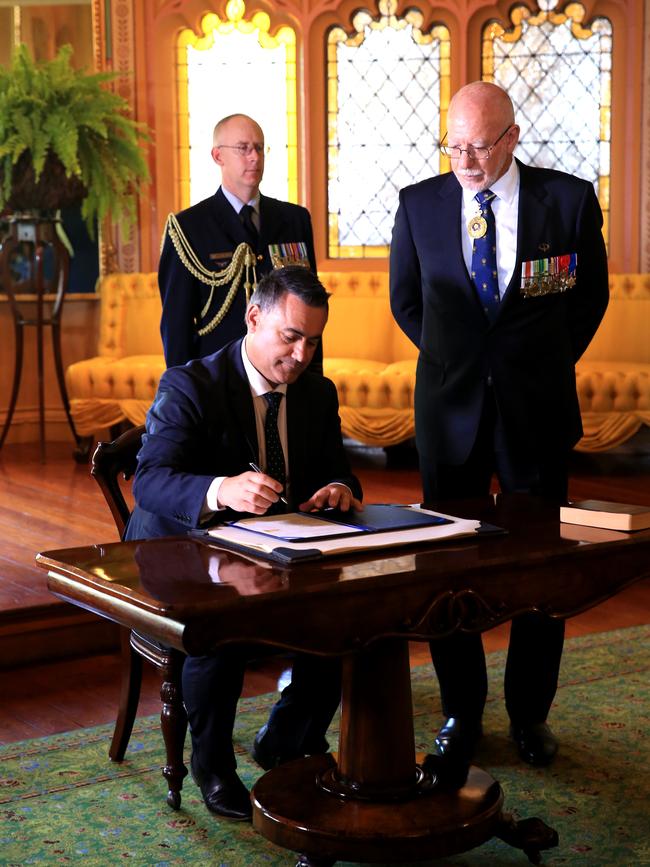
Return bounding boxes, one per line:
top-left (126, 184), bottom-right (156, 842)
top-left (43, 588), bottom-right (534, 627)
top-left (36, 495), bottom-right (650, 863)
top-left (37, 494), bottom-right (650, 657)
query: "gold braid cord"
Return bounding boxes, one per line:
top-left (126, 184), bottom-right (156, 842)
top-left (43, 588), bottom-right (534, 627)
top-left (163, 213), bottom-right (257, 336)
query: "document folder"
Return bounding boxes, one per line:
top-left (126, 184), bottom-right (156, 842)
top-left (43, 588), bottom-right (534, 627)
top-left (226, 503), bottom-right (452, 544)
top-left (202, 505), bottom-right (482, 564)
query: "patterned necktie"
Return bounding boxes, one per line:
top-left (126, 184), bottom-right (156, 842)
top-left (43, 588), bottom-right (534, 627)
top-left (263, 391), bottom-right (286, 490)
top-left (470, 189), bottom-right (500, 322)
top-left (240, 204), bottom-right (259, 249)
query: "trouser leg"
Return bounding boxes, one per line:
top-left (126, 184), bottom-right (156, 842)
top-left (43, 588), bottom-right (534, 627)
top-left (182, 648), bottom-right (247, 773)
top-left (264, 655), bottom-right (342, 755)
top-left (429, 633), bottom-right (488, 722)
top-left (505, 613), bottom-right (565, 725)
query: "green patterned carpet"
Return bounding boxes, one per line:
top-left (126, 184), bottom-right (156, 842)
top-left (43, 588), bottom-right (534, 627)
top-left (1, 626), bottom-right (648, 866)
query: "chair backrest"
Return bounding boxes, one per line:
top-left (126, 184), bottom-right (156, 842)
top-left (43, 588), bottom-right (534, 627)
top-left (96, 272), bottom-right (161, 359)
top-left (91, 424), bottom-right (145, 537)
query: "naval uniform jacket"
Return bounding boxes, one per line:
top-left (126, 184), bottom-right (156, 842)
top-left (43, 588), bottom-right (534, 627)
top-left (159, 189), bottom-right (317, 368)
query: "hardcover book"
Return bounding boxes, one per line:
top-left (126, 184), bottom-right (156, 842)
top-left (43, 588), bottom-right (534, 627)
top-left (560, 499), bottom-right (650, 532)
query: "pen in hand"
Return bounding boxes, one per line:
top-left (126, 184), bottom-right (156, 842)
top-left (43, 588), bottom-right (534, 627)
top-left (249, 462), bottom-right (288, 506)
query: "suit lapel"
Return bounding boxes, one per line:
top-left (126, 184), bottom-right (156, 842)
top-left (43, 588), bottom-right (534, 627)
top-left (501, 160), bottom-right (553, 308)
top-left (285, 382), bottom-right (308, 508)
top-left (225, 340), bottom-right (259, 462)
top-left (259, 195), bottom-right (288, 252)
top-left (436, 175), bottom-right (483, 312)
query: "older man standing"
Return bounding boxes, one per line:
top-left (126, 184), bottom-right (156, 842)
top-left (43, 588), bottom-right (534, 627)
top-left (158, 113), bottom-right (317, 368)
top-left (390, 82), bottom-right (608, 769)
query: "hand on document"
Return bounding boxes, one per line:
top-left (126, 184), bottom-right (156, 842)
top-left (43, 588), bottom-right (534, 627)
top-left (299, 483), bottom-right (362, 514)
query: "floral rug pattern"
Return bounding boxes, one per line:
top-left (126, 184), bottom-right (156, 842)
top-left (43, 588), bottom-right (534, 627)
top-left (0, 626), bottom-right (648, 866)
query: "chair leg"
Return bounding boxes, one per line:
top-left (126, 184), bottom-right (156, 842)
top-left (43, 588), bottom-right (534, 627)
top-left (109, 628), bottom-right (143, 762)
top-left (73, 435), bottom-right (94, 463)
top-left (159, 650), bottom-right (188, 810)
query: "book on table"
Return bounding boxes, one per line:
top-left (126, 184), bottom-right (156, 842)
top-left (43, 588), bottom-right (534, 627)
top-left (560, 499), bottom-right (650, 532)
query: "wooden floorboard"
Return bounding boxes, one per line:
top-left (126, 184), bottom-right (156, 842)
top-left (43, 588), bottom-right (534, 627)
top-left (0, 438), bottom-right (648, 744)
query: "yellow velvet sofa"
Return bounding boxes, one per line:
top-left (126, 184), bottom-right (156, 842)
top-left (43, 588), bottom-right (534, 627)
top-left (66, 271), bottom-right (650, 452)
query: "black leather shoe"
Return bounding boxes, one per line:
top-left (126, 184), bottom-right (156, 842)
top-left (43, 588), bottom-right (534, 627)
top-left (190, 753), bottom-right (252, 820)
top-left (421, 750), bottom-right (471, 790)
top-left (434, 717), bottom-right (483, 761)
top-left (510, 722), bottom-right (558, 766)
top-left (251, 725), bottom-right (303, 771)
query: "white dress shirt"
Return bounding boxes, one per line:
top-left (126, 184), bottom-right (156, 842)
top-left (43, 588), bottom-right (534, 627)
top-left (204, 339), bottom-right (287, 513)
top-left (460, 159), bottom-right (520, 299)
top-left (220, 185), bottom-right (260, 233)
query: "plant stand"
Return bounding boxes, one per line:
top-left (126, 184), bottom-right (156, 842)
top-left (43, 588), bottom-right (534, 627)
top-left (0, 214), bottom-right (82, 462)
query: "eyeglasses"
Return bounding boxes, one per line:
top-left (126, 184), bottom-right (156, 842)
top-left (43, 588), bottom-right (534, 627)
top-left (439, 125), bottom-right (513, 161)
top-left (216, 143), bottom-right (269, 156)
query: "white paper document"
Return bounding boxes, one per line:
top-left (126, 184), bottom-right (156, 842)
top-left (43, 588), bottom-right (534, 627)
top-left (207, 507), bottom-right (481, 561)
top-left (227, 511), bottom-right (366, 542)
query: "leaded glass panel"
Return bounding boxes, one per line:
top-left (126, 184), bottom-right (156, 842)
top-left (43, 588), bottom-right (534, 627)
top-left (177, 2), bottom-right (297, 210)
top-left (328, 0), bottom-right (450, 258)
top-left (483, 1), bottom-right (612, 238)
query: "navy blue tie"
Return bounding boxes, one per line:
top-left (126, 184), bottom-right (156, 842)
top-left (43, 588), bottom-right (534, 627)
top-left (263, 391), bottom-right (286, 490)
top-left (470, 190), bottom-right (500, 322)
top-left (240, 204), bottom-right (259, 249)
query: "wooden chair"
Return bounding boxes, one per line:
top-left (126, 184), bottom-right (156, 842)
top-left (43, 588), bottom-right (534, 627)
top-left (91, 424), bottom-right (188, 809)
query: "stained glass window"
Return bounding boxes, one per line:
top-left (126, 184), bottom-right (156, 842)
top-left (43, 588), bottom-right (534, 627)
top-left (483, 0), bottom-right (612, 239)
top-left (177, 0), bottom-right (297, 209)
top-left (327, 0), bottom-right (450, 258)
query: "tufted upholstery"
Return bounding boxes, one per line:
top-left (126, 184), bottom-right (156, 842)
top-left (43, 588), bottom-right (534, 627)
top-left (319, 272), bottom-right (417, 446)
top-left (66, 271), bottom-right (650, 451)
top-left (574, 273), bottom-right (650, 450)
top-left (66, 274), bottom-right (165, 435)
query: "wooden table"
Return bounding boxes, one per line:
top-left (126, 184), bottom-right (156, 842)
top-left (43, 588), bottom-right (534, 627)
top-left (36, 495), bottom-right (650, 866)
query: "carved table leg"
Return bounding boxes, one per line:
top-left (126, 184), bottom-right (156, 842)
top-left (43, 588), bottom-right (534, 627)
top-left (159, 651), bottom-right (188, 809)
top-left (496, 813), bottom-right (560, 864)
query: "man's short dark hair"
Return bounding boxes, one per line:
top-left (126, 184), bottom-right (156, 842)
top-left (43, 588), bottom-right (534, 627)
top-left (249, 266), bottom-right (330, 313)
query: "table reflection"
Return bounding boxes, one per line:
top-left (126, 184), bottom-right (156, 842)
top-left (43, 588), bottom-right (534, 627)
top-left (134, 539), bottom-right (289, 600)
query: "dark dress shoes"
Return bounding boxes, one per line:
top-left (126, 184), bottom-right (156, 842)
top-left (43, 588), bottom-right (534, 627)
top-left (434, 717), bottom-right (483, 760)
top-left (251, 725), bottom-right (289, 771)
top-left (251, 724), bottom-right (329, 771)
top-left (510, 722), bottom-right (558, 766)
top-left (421, 717), bottom-right (482, 789)
top-left (421, 750), bottom-right (471, 790)
top-left (190, 753), bottom-right (252, 820)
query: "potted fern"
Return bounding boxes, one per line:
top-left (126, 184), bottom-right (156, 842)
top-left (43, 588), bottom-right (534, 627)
top-left (0, 43), bottom-right (148, 230)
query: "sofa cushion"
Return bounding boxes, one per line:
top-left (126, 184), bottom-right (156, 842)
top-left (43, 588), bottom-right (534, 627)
top-left (66, 270), bottom-right (649, 451)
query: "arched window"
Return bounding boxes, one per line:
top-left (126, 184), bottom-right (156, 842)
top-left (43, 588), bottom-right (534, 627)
top-left (483, 0), bottom-right (612, 239)
top-left (327, 0), bottom-right (450, 258)
top-left (177, 0), bottom-right (298, 209)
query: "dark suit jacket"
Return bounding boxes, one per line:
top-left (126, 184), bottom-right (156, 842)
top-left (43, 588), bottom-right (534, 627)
top-left (159, 188), bottom-right (318, 368)
top-left (124, 339), bottom-right (361, 541)
top-left (389, 159), bottom-right (609, 466)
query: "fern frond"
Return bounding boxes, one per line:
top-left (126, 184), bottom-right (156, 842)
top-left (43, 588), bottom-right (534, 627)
top-left (0, 43), bottom-right (149, 229)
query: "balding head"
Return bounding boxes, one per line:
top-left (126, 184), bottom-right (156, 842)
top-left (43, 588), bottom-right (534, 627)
top-left (448, 82), bottom-right (515, 130)
top-left (212, 113), bottom-right (263, 149)
top-left (446, 81), bottom-right (519, 193)
top-left (211, 113), bottom-right (265, 201)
